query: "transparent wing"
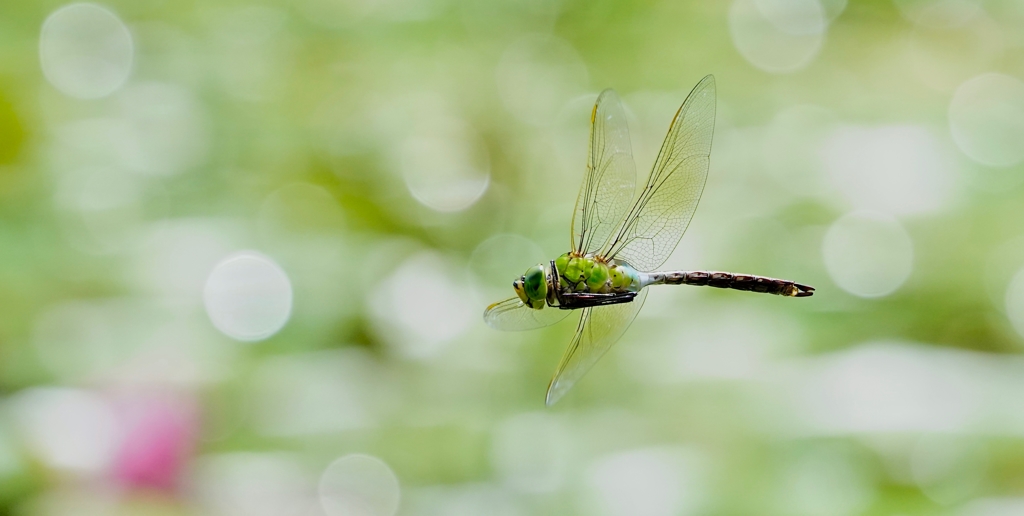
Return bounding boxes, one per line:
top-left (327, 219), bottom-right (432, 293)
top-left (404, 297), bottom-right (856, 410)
top-left (484, 297), bottom-right (572, 331)
top-left (605, 75), bottom-right (716, 271)
top-left (571, 89), bottom-right (637, 255)
top-left (545, 289), bottom-right (648, 406)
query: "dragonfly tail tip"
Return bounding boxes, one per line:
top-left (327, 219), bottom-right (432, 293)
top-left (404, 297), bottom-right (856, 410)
top-left (793, 283), bottom-right (815, 297)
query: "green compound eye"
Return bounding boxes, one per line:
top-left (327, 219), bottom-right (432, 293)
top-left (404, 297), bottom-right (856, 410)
top-left (523, 264), bottom-right (547, 304)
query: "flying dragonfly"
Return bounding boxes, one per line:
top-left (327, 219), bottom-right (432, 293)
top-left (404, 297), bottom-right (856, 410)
top-left (484, 75), bottom-right (815, 406)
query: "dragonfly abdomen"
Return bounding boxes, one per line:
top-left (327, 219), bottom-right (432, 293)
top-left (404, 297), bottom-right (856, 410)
top-left (647, 271), bottom-right (814, 297)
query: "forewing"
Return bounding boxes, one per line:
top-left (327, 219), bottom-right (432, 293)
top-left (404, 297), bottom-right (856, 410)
top-left (484, 297), bottom-right (572, 331)
top-left (571, 89), bottom-right (637, 255)
top-left (544, 289), bottom-right (648, 406)
top-left (605, 75), bottom-right (716, 271)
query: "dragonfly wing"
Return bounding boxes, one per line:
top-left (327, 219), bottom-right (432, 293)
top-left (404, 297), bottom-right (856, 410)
top-left (605, 75), bottom-right (716, 271)
top-left (571, 89), bottom-right (637, 255)
top-left (545, 289), bottom-right (648, 406)
top-left (484, 297), bottom-right (572, 331)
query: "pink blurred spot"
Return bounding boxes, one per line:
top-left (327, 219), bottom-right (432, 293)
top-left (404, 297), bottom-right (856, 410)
top-left (111, 395), bottom-right (198, 492)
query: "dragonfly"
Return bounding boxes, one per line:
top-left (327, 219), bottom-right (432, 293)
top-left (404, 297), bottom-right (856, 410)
top-left (484, 75), bottom-right (814, 406)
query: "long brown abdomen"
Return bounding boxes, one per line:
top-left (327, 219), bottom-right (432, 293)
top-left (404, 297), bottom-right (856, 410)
top-left (650, 271), bottom-right (814, 297)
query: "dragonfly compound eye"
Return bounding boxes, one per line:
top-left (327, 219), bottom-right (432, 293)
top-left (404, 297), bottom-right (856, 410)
top-left (523, 265), bottom-right (547, 301)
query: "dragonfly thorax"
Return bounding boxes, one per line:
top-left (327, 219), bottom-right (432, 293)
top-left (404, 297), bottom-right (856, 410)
top-left (554, 253), bottom-right (641, 296)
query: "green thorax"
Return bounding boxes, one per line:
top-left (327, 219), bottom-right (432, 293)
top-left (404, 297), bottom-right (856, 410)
top-left (554, 252), bottom-right (641, 295)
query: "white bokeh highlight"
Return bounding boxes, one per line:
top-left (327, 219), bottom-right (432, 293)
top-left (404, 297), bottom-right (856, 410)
top-left (11, 388), bottom-right (119, 472)
top-left (823, 211), bottom-right (913, 298)
top-left (949, 73), bottom-right (1024, 168)
top-left (368, 252), bottom-right (476, 359)
top-left (319, 454), bottom-right (401, 516)
top-left (775, 340), bottom-right (1024, 435)
top-left (400, 118), bottom-right (490, 212)
top-left (581, 448), bottom-right (704, 516)
top-left (822, 125), bottom-right (954, 216)
top-left (39, 3), bottom-right (133, 99)
top-left (204, 251), bottom-right (293, 342)
top-left (728, 0), bottom-right (826, 74)
top-left (783, 342), bottom-right (977, 433)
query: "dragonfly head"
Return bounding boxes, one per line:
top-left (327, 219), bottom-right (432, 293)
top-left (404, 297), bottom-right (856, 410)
top-left (513, 263), bottom-right (547, 309)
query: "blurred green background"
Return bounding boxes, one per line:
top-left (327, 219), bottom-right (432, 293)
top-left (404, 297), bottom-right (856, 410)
top-left (2, 0), bottom-right (1024, 514)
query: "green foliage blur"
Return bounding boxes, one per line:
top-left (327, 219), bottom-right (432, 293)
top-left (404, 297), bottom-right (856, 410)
top-left (2, 0), bottom-right (1024, 515)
